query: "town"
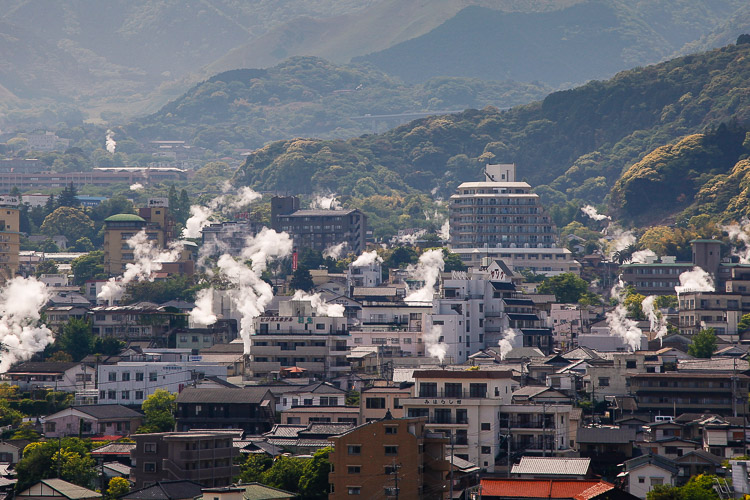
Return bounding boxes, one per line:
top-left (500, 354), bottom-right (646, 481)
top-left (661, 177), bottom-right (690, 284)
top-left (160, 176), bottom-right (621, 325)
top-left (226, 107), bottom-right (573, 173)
top-left (0, 160), bottom-right (747, 500)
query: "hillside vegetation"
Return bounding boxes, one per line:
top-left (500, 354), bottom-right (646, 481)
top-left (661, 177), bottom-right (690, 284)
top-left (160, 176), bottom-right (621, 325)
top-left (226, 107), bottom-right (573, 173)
top-left (233, 42), bottom-right (750, 236)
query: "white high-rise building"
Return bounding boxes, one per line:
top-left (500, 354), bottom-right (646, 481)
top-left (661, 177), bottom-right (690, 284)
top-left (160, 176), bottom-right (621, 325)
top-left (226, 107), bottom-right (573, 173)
top-left (449, 164), bottom-right (580, 275)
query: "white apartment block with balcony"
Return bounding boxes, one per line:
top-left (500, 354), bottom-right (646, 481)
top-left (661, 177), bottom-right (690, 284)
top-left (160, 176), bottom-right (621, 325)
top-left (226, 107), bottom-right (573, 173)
top-left (346, 258), bottom-right (382, 292)
top-left (449, 164), bottom-right (579, 275)
top-left (247, 298), bottom-right (351, 379)
top-left (97, 361), bottom-right (227, 405)
top-left (349, 303), bottom-right (431, 357)
top-left (501, 403), bottom-right (577, 456)
top-left (401, 369), bottom-right (520, 472)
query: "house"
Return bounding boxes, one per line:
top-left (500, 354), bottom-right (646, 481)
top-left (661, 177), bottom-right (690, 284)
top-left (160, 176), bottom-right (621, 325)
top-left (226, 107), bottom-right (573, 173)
top-left (102, 462), bottom-right (131, 481)
top-left (274, 382), bottom-right (347, 411)
top-left (16, 479), bottom-right (100, 500)
top-left (510, 386), bottom-right (572, 404)
top-left (327, 414), bottom-right (449, 499)
top-left (263, 422), bottom-right (353, 455)
top-left (577, 427), bottom-right (636, 470)
top-left (91, 442), bottom-right (136, 465)
top-left (129, 432), bottom-right (238, 488)
top-left (120, 480), bottom-right (204, 500)
top-left (174, 387), bottom-right (275, 434)
top-left (196, 484), bottom-right (295, 500)
top-left (0, 440), bottom-right (26, 464)
top-left (621, 454), bottom-right (679, 499)
top-left (673, 450), bottom-right (724, 483)
top-left (511, 457), bottom-right (593, 480)
top-left (2, 362), bottom-right (84, 392)
top-left (479, 478), bottom-right (637, 500)
top-left (43, 405), bottom-right (144, 438)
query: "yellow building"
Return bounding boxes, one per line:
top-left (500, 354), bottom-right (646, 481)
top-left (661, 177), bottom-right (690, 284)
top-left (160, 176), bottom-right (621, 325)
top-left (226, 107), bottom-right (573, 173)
top-left (103, 213), bottom-right (150, 275)
top-left (0, 201), bottom-right (20, 281)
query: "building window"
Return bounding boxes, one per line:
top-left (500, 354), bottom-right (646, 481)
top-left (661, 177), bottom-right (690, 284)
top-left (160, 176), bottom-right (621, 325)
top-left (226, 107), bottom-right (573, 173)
top-left (108, 372), bottom-right (117, 382)
top-left (481, 423), bottom-right (491, 431)
top-left (419, 383), bottom-right (437, 397)
top-left (135, 391), bottom-right (144, 400)
top-left (385, 426), bottom-right (397, 435)
top-left (347, 445), bottom-right (361, 455)
top-left (136, 372), bottom-right (144, 381)
top-left (384, 446), bottom-right (398, 456)
top-left (481, 446), bottom-right (491, 454)
top-left (121, 391), bottom-right (129, 400)
top-left (122, 372), bottom-right (130, 382)
top-left (347, 487), bottom-right (361, 495)
top-left (145, 443), bottom-right (156, 453)
top-left (144, 462), bottom-right (156, 473)
top-left (598, 377), bottom-right (610, 387)
top-left (366, 398), bottom-right (386, 409)
top-left (108, 390), bottom-right (116, 400)
top-left (347, 466), bottom-right (361, 474)
top-left (149, 372), bottom-right (157, 382)
top-left (638, 477), bottom-right (645, 484)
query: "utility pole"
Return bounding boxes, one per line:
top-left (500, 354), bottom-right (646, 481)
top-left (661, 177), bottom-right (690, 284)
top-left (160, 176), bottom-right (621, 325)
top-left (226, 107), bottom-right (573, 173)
top-left (450, 434), bottom-right (454, 500)
top-left (389, 460), bottom-right (401, 499)
top-left (542, 403), bottom-right (547, 457)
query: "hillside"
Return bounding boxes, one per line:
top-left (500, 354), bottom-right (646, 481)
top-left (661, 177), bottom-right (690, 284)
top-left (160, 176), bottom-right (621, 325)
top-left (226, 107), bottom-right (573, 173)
top-left (125, 57), bottom-right (552, 149)
top-left (355, 0), bottom-right (748, 85)
top-left (232, 42), bottom-right (750, 237)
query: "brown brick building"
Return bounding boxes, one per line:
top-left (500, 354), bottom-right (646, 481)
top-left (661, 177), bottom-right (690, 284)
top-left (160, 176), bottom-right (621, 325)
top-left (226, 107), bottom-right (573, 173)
top-left (327, 414), bottom-right (450, 499)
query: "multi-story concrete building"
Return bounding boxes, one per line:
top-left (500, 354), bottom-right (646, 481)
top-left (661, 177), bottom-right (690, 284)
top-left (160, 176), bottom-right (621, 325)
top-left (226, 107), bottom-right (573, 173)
top-left (201, 220), bottom-right (266, 256)
top-left (90, 302), bottom-right (182, 342)
top-left (247, 298), bottom-right (350, 379)
top-left (449, 164), bottom-right (579, 275)
top-left (0, 197), bottom-right (20, 280)
top-left (327, 416), bottom-right (449, 499)
top-left (271, 196), bottom-right (367, 255)
top-left (130, 431), bottom-right (238, 488)
top-left (501, 404), bottom-right (577, 457)
top-left (401, 369), bottom-right (519, 471)
top-left (619, 257), bottom-right (693, 296)
top-left (2, 361), bottom-right (85, 392)
top-left (97, 361), bottom-right (227, 406)
top-left (103, 213), bottom-right (150, 275)
top-left (677, 291), bottom-right (750, 335)
top-left (360, 382), bottom-right (414, 422)
top-left (174, 387), bottom-right (275, 434)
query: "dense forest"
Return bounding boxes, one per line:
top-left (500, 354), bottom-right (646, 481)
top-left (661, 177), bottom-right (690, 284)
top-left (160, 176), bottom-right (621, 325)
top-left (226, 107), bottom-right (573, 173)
top-left (233, 41), bottom-right (750, 236)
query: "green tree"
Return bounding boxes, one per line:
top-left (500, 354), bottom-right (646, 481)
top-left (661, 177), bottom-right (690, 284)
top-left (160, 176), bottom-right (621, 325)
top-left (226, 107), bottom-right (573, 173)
top-left (55, 318), bottom-right (94, 361)
top-left (655, 295), bottom-right (679, 309)
top-left (298, 248), bottom-right (324, 270)
top-left (106, 477), bottom-right (130, 500)
top-left (688, 328), bottom-right (717, 358)
top-left (442, 249), bottom-right (467, 272)
top-left (10, 422), bottom-right (40, 440)
top-left (384, 247), bottom-right (418, 269)
top-left (538, 273), bottom-right (589, 303)
top-left (15, 438), bottom-right (95, 491)
top-left (0, 399), bottom-right (24, 426)
top-left (739, 313), bottom-right (750, 332)
top-left (138, 389), bottom-right (176, 433)
top-left (73, 237), bottom-right (95, 252)
top-left (56, 183), bottom-right (79, 208)
top-left (290, 267), bottom-right (314, 292)
top-left (41, 207), bottom-right (95, 242)
top-left (238, 454), bottom-right (273, 483)
top-left (345, 391), bottom-right (360, 406)
top-left (624, 293), bottom-right (646, 320)
top-left (92, 337), bottom-right (125, 356)
top-left (35, 260), bottom-right (59, 277)
top-left (299, 447), bottom-right (332, 499)
top-left (261, 456), bottom-right (306, 493)
top-left (71, 251), bottom-right (105, 285)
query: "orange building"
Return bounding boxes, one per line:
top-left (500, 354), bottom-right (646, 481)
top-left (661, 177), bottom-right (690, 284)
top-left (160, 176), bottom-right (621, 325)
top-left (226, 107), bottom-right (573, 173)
top-left (328, 414), bottom-right (449, 499)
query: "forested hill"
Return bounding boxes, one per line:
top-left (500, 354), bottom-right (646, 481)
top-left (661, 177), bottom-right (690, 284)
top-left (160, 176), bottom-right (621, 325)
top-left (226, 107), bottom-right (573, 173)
top-left (126, 57), bottom-right (551, 149)
top-left (234, 41), bottom-right (750, 236)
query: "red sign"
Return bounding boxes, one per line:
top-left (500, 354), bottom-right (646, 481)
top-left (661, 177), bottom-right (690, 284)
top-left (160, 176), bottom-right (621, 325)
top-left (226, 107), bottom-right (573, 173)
top-left (292, 251), bottom-right (298, 271)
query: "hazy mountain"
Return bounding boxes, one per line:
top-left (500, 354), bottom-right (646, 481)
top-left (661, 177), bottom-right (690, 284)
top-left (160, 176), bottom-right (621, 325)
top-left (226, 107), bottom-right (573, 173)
top-left (355, 0), bottom-right (748, 86)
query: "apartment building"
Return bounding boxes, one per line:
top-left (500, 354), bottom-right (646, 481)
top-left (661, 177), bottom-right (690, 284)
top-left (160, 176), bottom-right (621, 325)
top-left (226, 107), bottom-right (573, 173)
top-left (271, 196), bottom-right (367, 255)
top-left (90, 302), bottom-right (182, 341)
top-left (349, 303), bottom-right (431, 358)
top-left (0, 196), bottom-right (20, 280)
top-left (247, 298), bottom-right (350, 379)
top-left (327, 416), bottom-right (449, 499)
top-left (449, 164), bottom-right (579, 275)
top-left (677, 291), bottom-right (750, 335)
top-left (130, 432), bottom-right (238, 488)
top-left (501, 404), bottom-right (577, 456)
top-left (360, 382), bottom-right (414, 422)
top-left (2, 361), bottom-right (85, 392)
top-left (619, 257), bottom-right (693, 296)
top-left (97, 362), bottom-right (227, 405)
top-left (200, 220), bottom-right (266, 256)
top-left (174, 387), bottom-right (275, 434)
top-left (401, 369), bottom-right (519, 471)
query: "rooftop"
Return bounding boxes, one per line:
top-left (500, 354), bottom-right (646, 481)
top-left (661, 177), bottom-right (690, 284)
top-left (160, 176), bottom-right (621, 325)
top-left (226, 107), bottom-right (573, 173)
top-left (175, 387), bottom-right (272, 405)
top-left (21, 479), bottom-right (100, 500)
top-left (480, 479), bottom-right (615, 500)
top-left (511, 457), bottom-right (591, 476)
top-left (104, 213), bottom-right (146, 223)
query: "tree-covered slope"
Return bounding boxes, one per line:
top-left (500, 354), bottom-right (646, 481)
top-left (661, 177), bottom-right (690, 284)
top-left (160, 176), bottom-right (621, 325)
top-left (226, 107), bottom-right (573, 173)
top-left (233, 42), bottom-right (750, 236)
top-left (355, 0), bottom-right (747, 85)
top-left (126, 57), bottom-right (552, 149)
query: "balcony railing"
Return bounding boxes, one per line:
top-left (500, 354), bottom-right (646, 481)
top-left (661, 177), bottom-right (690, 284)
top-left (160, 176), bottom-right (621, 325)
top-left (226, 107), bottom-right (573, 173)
top-left (417, 389), bottom-right (489, 399)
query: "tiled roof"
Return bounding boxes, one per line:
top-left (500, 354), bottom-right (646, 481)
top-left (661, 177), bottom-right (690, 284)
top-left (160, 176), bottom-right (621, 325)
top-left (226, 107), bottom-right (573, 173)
top-left (102, 462), bottom-right (131, 475)
top-left (74, 404), bottom-right (143, 419)
top-left (264, 425), bottom-right (308, 438)
top-left (175, 387), bottom-right (271, 404)
top-left (33, 479), bottom-right (100, 500)
top-left (7, 362), bottom-right (78, 373)
top-left (511, 457), bottom-right (591, 476)
top-left (577, 427), bottom-right (636, 444)
top-left (122, 481), bottom-right (204, 500)
top-left (241, 482), bottom-right (296, 500)
top-left (480, 479), bottom-right (615, 499)
top-left (91, 442), bottom-right (136, 455)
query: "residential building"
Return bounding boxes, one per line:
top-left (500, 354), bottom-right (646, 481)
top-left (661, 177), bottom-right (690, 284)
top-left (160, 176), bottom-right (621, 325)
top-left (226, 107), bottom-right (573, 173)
top-left (577, 427), bottom-right (637, 469)
top-left (619, 256), bottom-right (692, 296)
top-left (281, 406), bottom-right (359, 425)
top-left (102, 213), bottom-right (149, 275)
top-left (16, 479), bottom-right (100, 500)
top-left (550, 304), bottom-right (590, 350)
top-left (264, 422), bottom-right (353, 455)
top-left (24, 132), bottom-right (70, 151)
top-left (0, 197), bottom-right (20, 280)
top-left (130, 432), bottom-right (238, 488)
top-left (360, 382), bottom-right (413, 422)
top-left (501, 403), bottom-right (577, 457)
top-left (97, 361), bottom-right (227, 406)
top-left (327, 415), bottom-right (450, 499)
top-left (274, 382), bottom-right (347, 411)
top-left (449, 164), bottom-right (579, 275)
top-left (2, 362), bottom-right (84, 392)
top-left (197, 484), bottom-right (295, 500)
top-left (621, 454), bottom-right (679, 499)
top-left (174, 387), bottom-right (275, 434)
top-left (90, 302), bottom-right (183, 342)
top-left (271, 195), bottom-right (367, 254)
top-left (677, 290), bottom-right (750, 335)
top-left (43, 405), bottom-right (144, 438)
top-left (247, 298), bottom-right (350, 380)
top-left (401, 369), bottom-right (519, 471)
top-left (0, 440), bottom-right (26, 464)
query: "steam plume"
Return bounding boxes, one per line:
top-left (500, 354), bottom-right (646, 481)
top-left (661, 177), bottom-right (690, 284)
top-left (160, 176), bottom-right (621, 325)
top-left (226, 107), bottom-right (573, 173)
top-left (605, 228), bottom-right (636, 259)
top-left (130, 183), bottom-right (144, 191)
top-left (675, 266), bottom-right (715, 295)
top-left (424, 324), bottom-right (447, 363)
top-left (352, 251), bottom-right (382, 267)
top-left (606, 279), bottom-right (643, 351)
top-left (630, 249), bottom-right (657, 264)
top-left (581, 205), bottom-right (611, 221)
top-left (438, 220), bottom-right (450, 241)
top-left (190, 288), bottom-right (217, 326)
top-left (292, 290), bottom-right (345, 317)
top-left (498, 328), bottom-right (519, 361)
top-left (393, 229), bottom-right (426, 246)
top-left (310, 194), bottom-right (341, 210)
top-left (724, 222), bottom-right (750, 263)
top-left (404, 249), bottom-right (445, 303)
top-left (323, 242), bottom-right (347, 259)
top-left (642, 295), bottom-right (667, 345)
top-left (182, 185), bottom-right (262, 239)
top-left (0, 277), bottom-right (53, 373)
top-left (105, 130), bottom-right (116, 154)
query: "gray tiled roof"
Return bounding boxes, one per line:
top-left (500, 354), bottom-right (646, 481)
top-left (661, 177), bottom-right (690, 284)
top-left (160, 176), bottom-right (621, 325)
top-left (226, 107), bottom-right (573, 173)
top-left (122, 481), bottom-right (204, 500)
top-left (33, 479), bottom-right (100, 500)
top-left (175, 387), bottom-right (271, 404)
top-left (577, 426), bottom-right (636, 444)
top-left (75, 404), bottom-right (143, 419)
top-left (511, 457), bottom-right (591, 476)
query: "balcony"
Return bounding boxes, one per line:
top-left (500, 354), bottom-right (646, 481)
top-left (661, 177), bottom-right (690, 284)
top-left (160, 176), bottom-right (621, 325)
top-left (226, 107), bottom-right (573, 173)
top-left (426, 417), bottom-right (469, 425)
top-left (178, 448), bottom-right (234, 460)
top-left (417, 389), bottom-right (489, 399)
top-left (162, 459), bottom-right (237, 482)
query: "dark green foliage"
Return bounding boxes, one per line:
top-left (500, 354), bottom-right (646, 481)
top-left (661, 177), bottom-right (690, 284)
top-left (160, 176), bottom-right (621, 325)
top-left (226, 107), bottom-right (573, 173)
top-left (138, 389), bottom-right (176, 433)
top-left (15, 438), bottom-right (96, 491)
top-left (290, 267), bottom-right (315, 292)
top-left (92, 337), bottom-right (125, 356)
top-left (34, 260), bottom-right (59, 277)
top-left (123, 275), bottom-right (199, 304)
top-left (298, 447), bottom-right (332, 499)
top-left (56, 183), bottom-right (79, 208)
top-left (260, 456), bottom-right (306, 494)
top-left (688, 328), bottom-right (718, 358)
top-left (442, 249), bottom-right (467, 272)
top-left (54, 318), bottom-right (94, 362)
top-left (538, 273), bottom-right (589, 303)
top-left (238, 454), bottom-right (273, 483)
top-left (647, 474), bottom-right (719, 500)
top-left (71, 251), bottom-right (105, 286)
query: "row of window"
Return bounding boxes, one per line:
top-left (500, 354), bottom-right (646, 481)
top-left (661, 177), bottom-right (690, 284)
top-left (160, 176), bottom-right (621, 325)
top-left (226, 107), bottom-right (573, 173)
top-left (100, 390), bottom-right (144, 400)
top-left (106, 371), bottom-right (158, 382)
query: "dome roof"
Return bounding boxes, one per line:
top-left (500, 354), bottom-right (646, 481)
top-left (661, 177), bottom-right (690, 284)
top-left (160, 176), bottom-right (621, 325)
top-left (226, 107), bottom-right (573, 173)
top-left (104, 213), bottom-right (146, 223)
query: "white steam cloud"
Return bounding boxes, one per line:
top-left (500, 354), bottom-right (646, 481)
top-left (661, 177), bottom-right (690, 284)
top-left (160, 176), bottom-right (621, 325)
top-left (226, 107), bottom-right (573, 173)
top-left (606, 228), bottom-right (636, 260)
top-left (292, 290), bottom-right (345, 317)
top-left (724, 222), bottom-right (750, 263)
top-left (105, 129), bottom-right (116, 154)
top-left (642, 295), bottom-right (668, 346)
top-left (130, 183), bottom-right (144, 191)
top-left (182, 184), bottom-right (262, 239)
top-left (190, 288), bottom-right (217, 326)
top-left (323, 242), bottom-right (347, 259)
top-left (310, 194), bottom-right (341, 210)
top-left (675, 266), bottom-right (715, 295)
top-left (606, 278), bottom-right (643, 352)
top-left (498, 328), bottom-right (519, 361)
top-left (438, 220), bottom-right (450, 241)
top-left (630, 249), bottom-right (657, 264)
top-left (352, 251), bottom-right (382, 267)
top-left (191, 228), bottom-right (293, 353)
top-left (581, 205), bottom-right (611, 221)
top-left (424, 324), bottom-right (447, 363)
top-left (0, 277), bottom-right (53, 373)
top-left (393, 229), bottom-right (426, 246)
top-left (404, 249), bottom-right (445, 303)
